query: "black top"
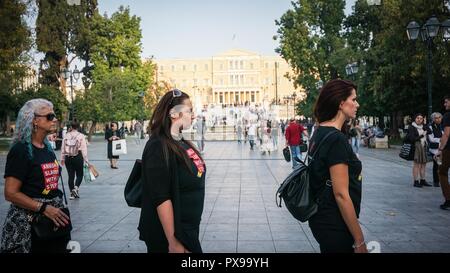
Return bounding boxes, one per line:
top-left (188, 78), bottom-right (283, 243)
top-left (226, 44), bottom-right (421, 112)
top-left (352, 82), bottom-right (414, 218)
top-left (443, 112), bottom-right (450, 150)
top-left (406, 125), bottom-right (424, 144)
top-left (308, 126), bottom-right (362, 230)
top-left (138, 136), bottom-right (206, 253)
top-left (4, 142), bottom-right (63, 199)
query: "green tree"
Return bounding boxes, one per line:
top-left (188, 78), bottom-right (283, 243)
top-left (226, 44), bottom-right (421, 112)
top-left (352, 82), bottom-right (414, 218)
top-left (0, 0), bottom-right (31, 134)
top-left (75, 6), bottom-right (157, 140)
top-left (275, 0), bottom-right (348, 118)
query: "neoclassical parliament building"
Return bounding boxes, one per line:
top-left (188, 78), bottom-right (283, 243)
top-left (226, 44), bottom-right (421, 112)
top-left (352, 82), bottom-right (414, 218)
top-left (154, 49), bottom-right (303, 108)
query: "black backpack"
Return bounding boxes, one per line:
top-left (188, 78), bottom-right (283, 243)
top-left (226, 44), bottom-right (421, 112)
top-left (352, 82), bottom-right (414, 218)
top-left (276, 131), bottom-right (338, 222)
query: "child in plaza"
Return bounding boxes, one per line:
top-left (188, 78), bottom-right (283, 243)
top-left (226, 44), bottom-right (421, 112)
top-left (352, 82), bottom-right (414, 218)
top-left (138, 89), bottom-right (206, 253)
top-left (307, 79), bottom-right (367, 253)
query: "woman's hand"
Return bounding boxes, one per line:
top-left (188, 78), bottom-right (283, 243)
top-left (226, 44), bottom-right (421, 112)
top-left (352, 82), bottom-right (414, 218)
top-left (354, 242), bottom-right (368, 253)
top-left (168, 238), bottom-right (189, 253)
top-left (43, 205), bottom-right (70, 227)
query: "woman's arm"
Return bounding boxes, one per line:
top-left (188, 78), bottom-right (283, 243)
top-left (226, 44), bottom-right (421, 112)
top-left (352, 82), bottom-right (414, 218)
top-left (156, 200), bottom-right (188, 253)
top-left (4, 177), bottom-right (69, 227)
top-left (329, 163), bottom-right (367, 253)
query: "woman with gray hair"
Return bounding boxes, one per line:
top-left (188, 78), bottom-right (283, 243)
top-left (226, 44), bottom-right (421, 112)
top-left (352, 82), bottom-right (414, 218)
top-left (427, 112), bottom-right (444, 187)
top-left (0, 99), bottom-right (71, 253)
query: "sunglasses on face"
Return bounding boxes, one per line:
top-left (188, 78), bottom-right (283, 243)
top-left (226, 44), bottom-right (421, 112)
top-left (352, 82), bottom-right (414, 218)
top-left (35, 113), bottom-right (57, 121)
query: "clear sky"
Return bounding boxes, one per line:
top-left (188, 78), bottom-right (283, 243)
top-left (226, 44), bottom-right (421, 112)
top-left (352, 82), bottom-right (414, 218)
top-left (98, 0), bottom-right (356, 60)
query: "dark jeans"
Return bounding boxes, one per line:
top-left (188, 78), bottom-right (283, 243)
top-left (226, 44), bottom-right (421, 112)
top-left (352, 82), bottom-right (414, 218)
top-left (433, 158), bottom-right (440, 184)
top-left (65, 154), bottom-right (84, 191)
top-left (439, 149), bottom-right (450, 201)
top-left (310, 227), bottom-right (354, 253)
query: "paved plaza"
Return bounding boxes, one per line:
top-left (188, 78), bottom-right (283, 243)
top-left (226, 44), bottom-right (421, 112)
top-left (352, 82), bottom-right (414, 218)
top-left (1, 136), bottom-right (450, 253)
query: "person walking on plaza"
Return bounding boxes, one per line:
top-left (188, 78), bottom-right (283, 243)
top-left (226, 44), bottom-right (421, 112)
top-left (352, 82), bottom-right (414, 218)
top-left (307, 79), bottom-right (367, 253)
top-left (285, 118), bottom-right (308, 168)
top-left (350, 119), bottom-right (363, 157)
top-left (407, 113), bottom-right (432, 187)
top-left (134, 121), bottom-right (143, 145)
top-left (1, 99), bottom-right (71, 253)
top-left (247, 122), bottom-right (257, 150)
top-left (139, 89), bottom-right (206, 253)
top-left (436, 96), bottom-right (450, 210)
top-left (271, 119), bottom-right (279, 150)
top-left (105, 122), bottom-right (121, 169)
top-left (194, 115), bottom-right (206, 153)
top-left (61, 120), bottom-right (90, 199)
top-left (427, 112), bottom-right (444, 187)
top-left (236, 120), bottom-right (243, 143)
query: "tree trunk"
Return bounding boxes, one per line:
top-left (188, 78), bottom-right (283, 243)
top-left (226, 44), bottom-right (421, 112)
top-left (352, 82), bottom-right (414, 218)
top-left (5, 113), bottom-right (11, 136)
top-left (88, 121), bottom-right (97, 142)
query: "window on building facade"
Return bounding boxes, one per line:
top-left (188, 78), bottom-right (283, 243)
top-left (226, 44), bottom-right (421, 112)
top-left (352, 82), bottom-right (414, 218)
top-left (240, 60), bottom-right (244, 69)
top-left (171, 65), bottom-right (175, 72)
top-left (234, 60), bottom-right (238, 69)
top-left (183, 65), bottom-right (186, 71)
top-left (193, 64), bottom-right (197, 71)
top-left (220, 78), bottom-right (224, 85)
top-left (229, 61), bottom-right (233, 70)
top-left (220, 63), bottom-right (223, 70)
top-left (194, 79), bottom-right (198, 86)
top-left (230, 75), bottom-right (234, 85)
top-left (235, 75), bottom-right (239, 85)
top-left (204, 64), bottom-right (208, 70)
top-left (250, 63), bottom-right (254, 69)
top-left (240, 75), bottom-right (244, 85)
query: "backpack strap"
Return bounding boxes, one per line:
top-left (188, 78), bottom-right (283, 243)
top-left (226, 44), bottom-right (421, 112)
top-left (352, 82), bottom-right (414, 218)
top-left (306, 130), bottom-right (340, 165)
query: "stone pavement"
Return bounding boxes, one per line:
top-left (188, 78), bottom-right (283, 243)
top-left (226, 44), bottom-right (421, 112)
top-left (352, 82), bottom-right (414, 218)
top-left (1, 136), bottom-right (450, 253)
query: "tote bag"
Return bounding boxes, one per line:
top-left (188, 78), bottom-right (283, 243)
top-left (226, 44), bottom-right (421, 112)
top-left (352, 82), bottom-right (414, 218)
top-left (112, 139), bottom-right (127, 156)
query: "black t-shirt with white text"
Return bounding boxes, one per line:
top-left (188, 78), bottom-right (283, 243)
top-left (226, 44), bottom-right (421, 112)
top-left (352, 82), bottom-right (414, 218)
top-left (308, 126), bottom-right (362, 230)
top-left (4, 142), bottom-right (63, 199)
top-left (442, 112), bottom-right (450, 151)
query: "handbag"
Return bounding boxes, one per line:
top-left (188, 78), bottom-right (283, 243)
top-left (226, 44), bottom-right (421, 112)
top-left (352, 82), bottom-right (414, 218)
top-left (112, 139), bottom-right (127, 156)
top-left (283, 146), bottom-right (291, 162)
top-left (31, 174), bottom-right (72, 240)
top-left (124, 159), bottom-right (142, 208)
top-left (299, 143), bottom-right (308, 153)
top-left (399, 142), bottom-right (414, 161)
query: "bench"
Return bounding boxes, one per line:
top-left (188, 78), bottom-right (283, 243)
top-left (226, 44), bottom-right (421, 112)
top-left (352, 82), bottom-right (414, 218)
top-left (375, 136), bottom-right (389, 148)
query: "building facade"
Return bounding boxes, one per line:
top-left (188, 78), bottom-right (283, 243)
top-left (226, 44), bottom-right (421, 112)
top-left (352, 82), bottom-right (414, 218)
top-left (154, 49), bottom-right (303, 108)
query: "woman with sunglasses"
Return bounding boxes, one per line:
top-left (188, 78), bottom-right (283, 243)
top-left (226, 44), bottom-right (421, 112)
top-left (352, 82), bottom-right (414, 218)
top-left (138, 89), bottom-right (206, 253)
top-left (1, 99), bottom-right (71, 253)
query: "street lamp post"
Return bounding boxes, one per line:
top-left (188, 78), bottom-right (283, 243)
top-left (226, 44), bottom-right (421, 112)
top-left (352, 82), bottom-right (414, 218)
top-left (407, 15), bottom-right (450, 119)
top-left (138, 91), bottom-right (145, 139)
top-left (61, 65), bottom-right (80, 122)
top-left (345, 62), bottom-right (358, 81)
top-left (283, 95), bottom-right (290, 120)
top-left (292, 92), bottom-right (297, 118)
